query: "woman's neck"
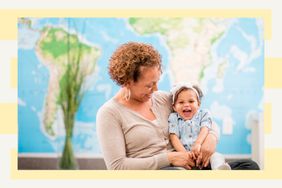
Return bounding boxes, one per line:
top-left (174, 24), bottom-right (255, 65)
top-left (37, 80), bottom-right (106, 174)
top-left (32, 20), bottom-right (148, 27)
top-left (115, 89), bottom-right (156, 121)
top-left (115, 90), bottom-right (151, 110)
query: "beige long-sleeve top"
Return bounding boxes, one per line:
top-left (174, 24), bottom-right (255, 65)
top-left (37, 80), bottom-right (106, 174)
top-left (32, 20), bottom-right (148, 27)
top-left (96, 91), bottom-right (219, 170)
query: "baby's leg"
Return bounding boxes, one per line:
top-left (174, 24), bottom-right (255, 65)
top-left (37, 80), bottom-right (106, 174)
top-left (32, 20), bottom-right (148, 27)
top-left (210, 152), bottom-right (231, 170)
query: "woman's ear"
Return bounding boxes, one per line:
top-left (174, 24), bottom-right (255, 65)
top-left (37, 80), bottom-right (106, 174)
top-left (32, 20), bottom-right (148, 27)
top-left (123, 82), bottom-right (130, 89)
top-left (126, 80), bottom-right (134, 88)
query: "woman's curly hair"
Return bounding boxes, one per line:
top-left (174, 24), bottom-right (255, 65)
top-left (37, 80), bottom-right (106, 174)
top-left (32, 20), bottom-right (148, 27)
top-left (108, 42), bottom-right (162, 86)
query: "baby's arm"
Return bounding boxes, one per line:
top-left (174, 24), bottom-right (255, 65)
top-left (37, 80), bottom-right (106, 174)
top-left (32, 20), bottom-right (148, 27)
top-left (193, 109), bottom-right (213, 156)
top-left (169, 134), bottom-right (187, 152)
top-left (191, 127), bottom-right (209, 156)
top-left (168, 113), bottom-right (188, 153)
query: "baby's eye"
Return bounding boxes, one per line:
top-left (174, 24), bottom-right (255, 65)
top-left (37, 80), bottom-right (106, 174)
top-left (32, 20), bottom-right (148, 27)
top-left (179, 101), bottom-right (184, 104)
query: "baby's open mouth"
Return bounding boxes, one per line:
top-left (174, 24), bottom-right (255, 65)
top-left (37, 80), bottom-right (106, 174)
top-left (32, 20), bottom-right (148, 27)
top-left (182, 109), bottom-right (192, 117)
top-left (183, 109), bottom-right (192, 113)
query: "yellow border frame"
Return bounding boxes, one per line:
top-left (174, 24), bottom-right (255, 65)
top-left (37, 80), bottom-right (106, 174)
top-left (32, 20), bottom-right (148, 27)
top-left (0, 9), bottom-right (272, 39)
top-left (2, 9), bottom-right (281, 179)
top-left (11, 149), bottom-right (282, 179)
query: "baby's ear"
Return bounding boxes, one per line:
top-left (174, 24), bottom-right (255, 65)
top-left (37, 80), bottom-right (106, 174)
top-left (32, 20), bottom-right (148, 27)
top-left (172, 105), bottom-right (176, 112)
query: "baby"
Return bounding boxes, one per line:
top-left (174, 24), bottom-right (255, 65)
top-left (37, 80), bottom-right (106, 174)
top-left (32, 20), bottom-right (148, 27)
top-left (168, 83), bottom-right (231, 170)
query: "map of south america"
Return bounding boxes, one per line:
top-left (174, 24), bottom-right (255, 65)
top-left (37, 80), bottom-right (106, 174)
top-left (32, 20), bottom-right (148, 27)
top-left (36, 27), bottom-right (101, 138)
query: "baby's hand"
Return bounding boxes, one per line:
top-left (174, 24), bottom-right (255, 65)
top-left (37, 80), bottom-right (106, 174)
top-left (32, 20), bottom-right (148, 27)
top-left (196, 152), bottom-right (203, 168)
top-left (187, 151), bottom-right (194, 159)
top-left (191, 143), bottom-right (201, 157)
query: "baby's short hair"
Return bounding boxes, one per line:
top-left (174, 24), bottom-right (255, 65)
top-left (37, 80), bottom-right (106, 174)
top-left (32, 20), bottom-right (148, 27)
top-left (170, 83), bottom-right (203, 104)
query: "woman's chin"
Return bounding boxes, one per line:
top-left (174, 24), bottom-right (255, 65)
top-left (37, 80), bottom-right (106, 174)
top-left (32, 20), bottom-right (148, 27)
top-left (144, 94), bottom-right (152, 100)
top-left (135, 96), bottom-right (150, 103)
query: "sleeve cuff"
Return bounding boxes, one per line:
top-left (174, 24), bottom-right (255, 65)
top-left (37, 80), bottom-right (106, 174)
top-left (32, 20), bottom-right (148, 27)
top-left (155, 152), bottom-right (170, 169)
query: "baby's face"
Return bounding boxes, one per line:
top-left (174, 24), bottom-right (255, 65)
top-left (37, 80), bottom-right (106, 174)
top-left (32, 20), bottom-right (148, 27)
top-left (173, 89), bottom-right (199, 120)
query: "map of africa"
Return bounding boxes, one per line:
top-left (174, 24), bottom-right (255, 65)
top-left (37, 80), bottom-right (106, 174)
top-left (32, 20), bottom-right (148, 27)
top-left (18, 18), bottom-right (263, 155)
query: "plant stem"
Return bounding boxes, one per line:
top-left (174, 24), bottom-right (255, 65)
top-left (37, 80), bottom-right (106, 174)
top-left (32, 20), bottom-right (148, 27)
top-left (59, 134), bottom-right (78, 169)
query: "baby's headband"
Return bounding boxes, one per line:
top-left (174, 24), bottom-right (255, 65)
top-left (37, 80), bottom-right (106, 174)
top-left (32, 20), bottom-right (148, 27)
top-left (170, 83), bottom-right (200, 104)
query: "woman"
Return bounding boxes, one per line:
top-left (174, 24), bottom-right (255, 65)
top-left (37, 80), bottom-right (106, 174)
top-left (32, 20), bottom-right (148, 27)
top-left (96, 42), bottom-right (259, 170)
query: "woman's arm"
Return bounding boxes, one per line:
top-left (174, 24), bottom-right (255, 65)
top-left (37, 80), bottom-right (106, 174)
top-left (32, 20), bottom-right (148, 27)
top-left (96, 106), bottom-right (170, 170)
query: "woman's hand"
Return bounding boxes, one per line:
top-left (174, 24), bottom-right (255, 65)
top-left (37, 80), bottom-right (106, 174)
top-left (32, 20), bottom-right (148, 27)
top-left (199, 133), bottom-right (217, 167)
top-left (168, 152), bottom-right (195, 170)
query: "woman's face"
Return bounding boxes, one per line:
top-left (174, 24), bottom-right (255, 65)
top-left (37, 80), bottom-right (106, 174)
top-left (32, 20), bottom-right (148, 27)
top-left (173, 89), bottom-right (200, 120)
top-left (128, 66), bottom-right (161, 103)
